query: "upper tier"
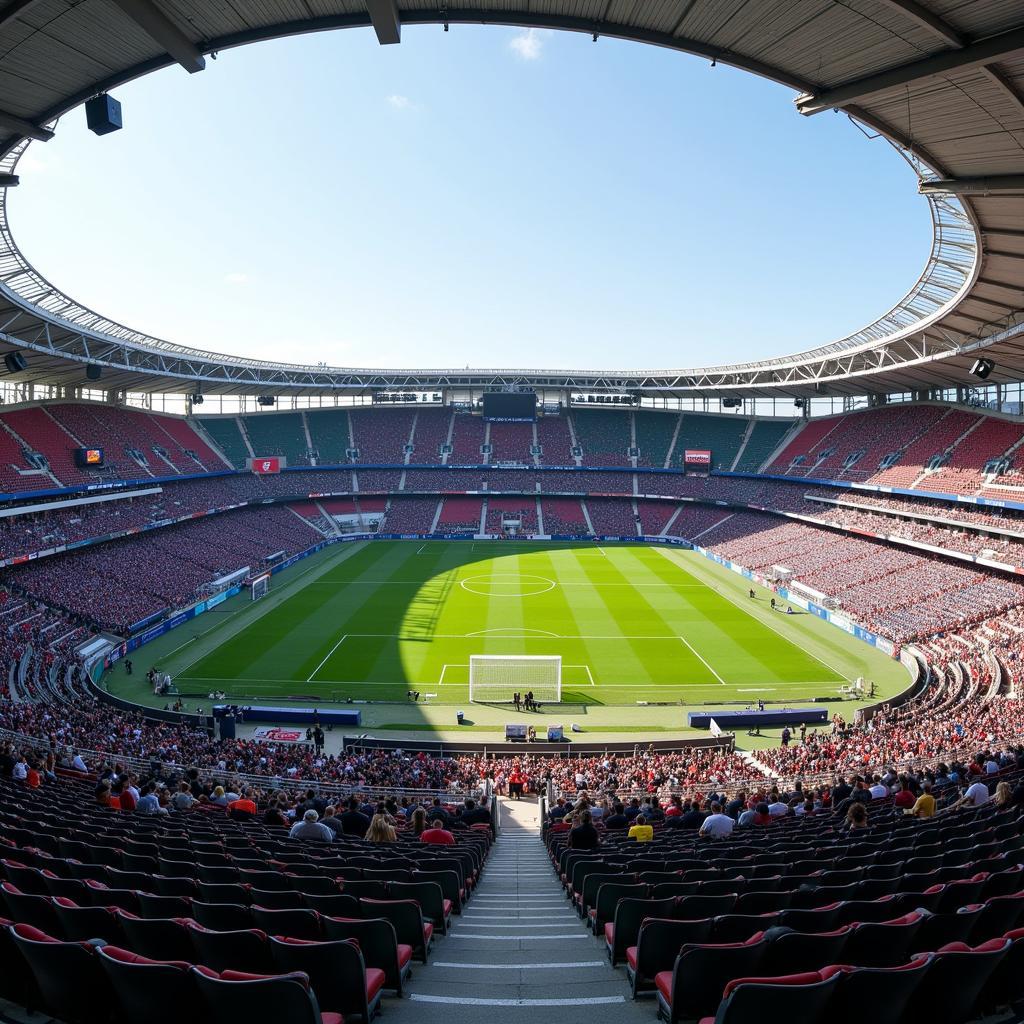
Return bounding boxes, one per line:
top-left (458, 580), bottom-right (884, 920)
top-left (1, 400), bottom-right (1024, 503)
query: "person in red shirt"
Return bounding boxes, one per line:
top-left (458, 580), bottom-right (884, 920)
top-left (508, 767), bottom-right (526, 800)
top-left (420, 819), bottom-right (455, 845)
top-left (228, 790), bottom-right (258, 817)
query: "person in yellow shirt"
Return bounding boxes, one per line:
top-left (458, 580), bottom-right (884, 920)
top-left (907, 782), bottom-right (936, 818)
top-left (628, 814), bottom-right (653, 842)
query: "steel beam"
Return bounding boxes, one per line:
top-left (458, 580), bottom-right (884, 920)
top-left (365, 0), bottom-right (400, 44)
top-left (109, 0), bottom-right (205, 73)
top-left (920, 175), bottom-right (1024, 196)
top-left (796, 25), bottom-right (1024, 114)
top-left (0, 110), bottom-right (51, 142)
top-left (0, 0), bottom-right (42, 31)
top-left (874, 0), bottom-right (965, 47)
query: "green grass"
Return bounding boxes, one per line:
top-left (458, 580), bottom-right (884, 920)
top-left (119, 540), bottom-right (905, 711)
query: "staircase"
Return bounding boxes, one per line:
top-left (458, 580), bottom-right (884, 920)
top-left (388, 799), bottom-right (646, 1024)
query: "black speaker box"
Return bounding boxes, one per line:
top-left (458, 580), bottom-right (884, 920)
top-left (3, 352), bottom-right (27, 373)
top-left (85, 364), bottom-right (102, 381)
top-left (85, 94), bottom-right (123, 136)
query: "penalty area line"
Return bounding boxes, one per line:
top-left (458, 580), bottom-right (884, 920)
top-left (306, 634), bottom-right (349, 682)
top-left (678, 635), bottom-right (728, 685)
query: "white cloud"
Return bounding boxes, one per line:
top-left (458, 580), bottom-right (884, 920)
top-left (386, 94), bottom-right (414, 110)
top-left (509, 28), bottom-right (545, 61)
top-left (223, 272), bottom-right (248, 285)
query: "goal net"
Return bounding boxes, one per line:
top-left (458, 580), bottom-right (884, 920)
top-left (250, 573), bottom-right (270, 602)
top-left (468, 655), bottom-right (561, 704)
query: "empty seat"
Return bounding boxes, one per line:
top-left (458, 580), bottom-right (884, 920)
top-left (192, 966), bottom-right (342, 1024)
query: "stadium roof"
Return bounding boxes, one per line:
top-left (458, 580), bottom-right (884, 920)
top-left (0, 0), bottom-right (1021, 399)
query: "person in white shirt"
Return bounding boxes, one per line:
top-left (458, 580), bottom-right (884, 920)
top-left (12, 758), bottom-right (27, 781)
top-left (869, 780), bottom-right (889, 799)
top-left (954, 781), bottom-right (990, 809)
top-left (71, 752), bottom-right (87, 773)
top-left (767, 799), bottom-right (789, 817)
top-left (699, 803), bottom-right (735, 838)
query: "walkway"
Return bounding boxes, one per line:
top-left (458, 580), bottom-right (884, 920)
top-left (390, 797), bottom-right (649, 1024)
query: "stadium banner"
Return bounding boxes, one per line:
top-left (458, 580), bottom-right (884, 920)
top-left (684, 449), bottom-right (712, 465)
top-left (252, 727), bottom-right (304, 743)
top-left (251, 457), bottom-right (281, 474)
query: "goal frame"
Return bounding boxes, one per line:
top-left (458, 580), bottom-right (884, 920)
top-left (250, 573), bottom-right (271, 602)
top-left (468, 654), bottom-right (562, 704)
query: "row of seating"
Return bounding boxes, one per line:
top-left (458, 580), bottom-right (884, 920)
top-left (546, 791), bottom-right (1024, 1022)
top-left (659, 935), bottom-right (1019, 1024)
top-left (6, 921), bottom-right (376, 1024)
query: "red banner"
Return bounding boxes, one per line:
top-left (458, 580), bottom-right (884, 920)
top-left (251, 457), bottom-right (281, 474)
top-left (684, 449), bottom-right (712, 465)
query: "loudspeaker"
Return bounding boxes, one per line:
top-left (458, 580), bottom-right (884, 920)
top-left (85, 94), bottom-right (122, 135)
top-left (190, 393), bottom-right (204, 405)
top-left (971, 358), bottom-right (994, 380)
top-left (3, 352), bottom-right (27, 373)
top-left (85, 364), bottom-right (102, 381)
top-left (257, 396), bottom-right (275, 406)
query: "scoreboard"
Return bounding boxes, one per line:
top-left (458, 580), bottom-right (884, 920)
top-left (482, 392), bottom-right (536, 422)
top-left (74, 447), bottom-right (104, 468)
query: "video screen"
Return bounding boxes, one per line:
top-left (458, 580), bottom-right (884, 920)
top-left (482, 392), bottom-right (536, 421)
top-left (74, 447), bottom-right (105, 467)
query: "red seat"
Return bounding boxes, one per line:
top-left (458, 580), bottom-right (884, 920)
top-left (192, 966), bottom-right (342, 1024)
top-left (655, 970), bottom-right (672, 1002)
top-left (366, 966), bottom-right (386, 1001)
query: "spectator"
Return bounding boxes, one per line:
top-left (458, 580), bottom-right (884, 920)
top-left (421, 818), bottom-right (455, 846)
top-left (845, 802), bottom-right (869, 831)
top-left (288, 809), bottom-right (334, 842)
top-left (908, 782), bottom-right (936, 818)
top-left (365, 813), bottom-right (397, 843)
top-left (628, 814), bottom-right (653, 843)
top-left (698, 802), bottom-right (735, 839)
top-left (568, 811), bottom-right (600, 850)
top-left (339, 797), bottom-right (371, 836)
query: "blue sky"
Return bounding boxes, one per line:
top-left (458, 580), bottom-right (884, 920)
top-left (10, 24), bottom-right (931, 371)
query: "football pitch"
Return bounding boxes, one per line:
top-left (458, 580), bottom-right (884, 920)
top-left (137, 540), bottom-right (905, 709)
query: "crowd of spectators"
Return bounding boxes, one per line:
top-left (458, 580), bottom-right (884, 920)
top-left (3, 505), bottom-right (321, 632)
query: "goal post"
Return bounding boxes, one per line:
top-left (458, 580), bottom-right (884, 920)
top-left (468, 655), bottom-right (562, 704)
top-left (250, 573), bottom-right (270, 602)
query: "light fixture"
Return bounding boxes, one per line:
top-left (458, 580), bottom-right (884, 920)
top-left (971, 358), bottom-right (995, 380)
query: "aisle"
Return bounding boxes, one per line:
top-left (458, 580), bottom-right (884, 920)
top-left (389, 797), bottom-right (649, 1024)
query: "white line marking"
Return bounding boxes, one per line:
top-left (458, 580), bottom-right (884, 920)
top-left (459, 915), bottom-right (573, 920)
top-left (466, 627), bottom-right (562, 638)
top-left (456, 924), bottom-right (576, 930)
top-left (416, 543), bottom-right (428, 554)
top-left (306, 634), bottom-right (348, 682)
top-left (409, 995), bottom-right (624, 1005)
top-left (429, 935), bottom-right (591, 943)
top-left (656, 546), bottom-right (853, 682)
top-left (431, 962), bottom-right (606, 970)
top-left (679, 635), bottom-right (727, 685)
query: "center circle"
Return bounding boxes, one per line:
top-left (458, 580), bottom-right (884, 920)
top-left (460, 573), bottom-right (557, 597)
